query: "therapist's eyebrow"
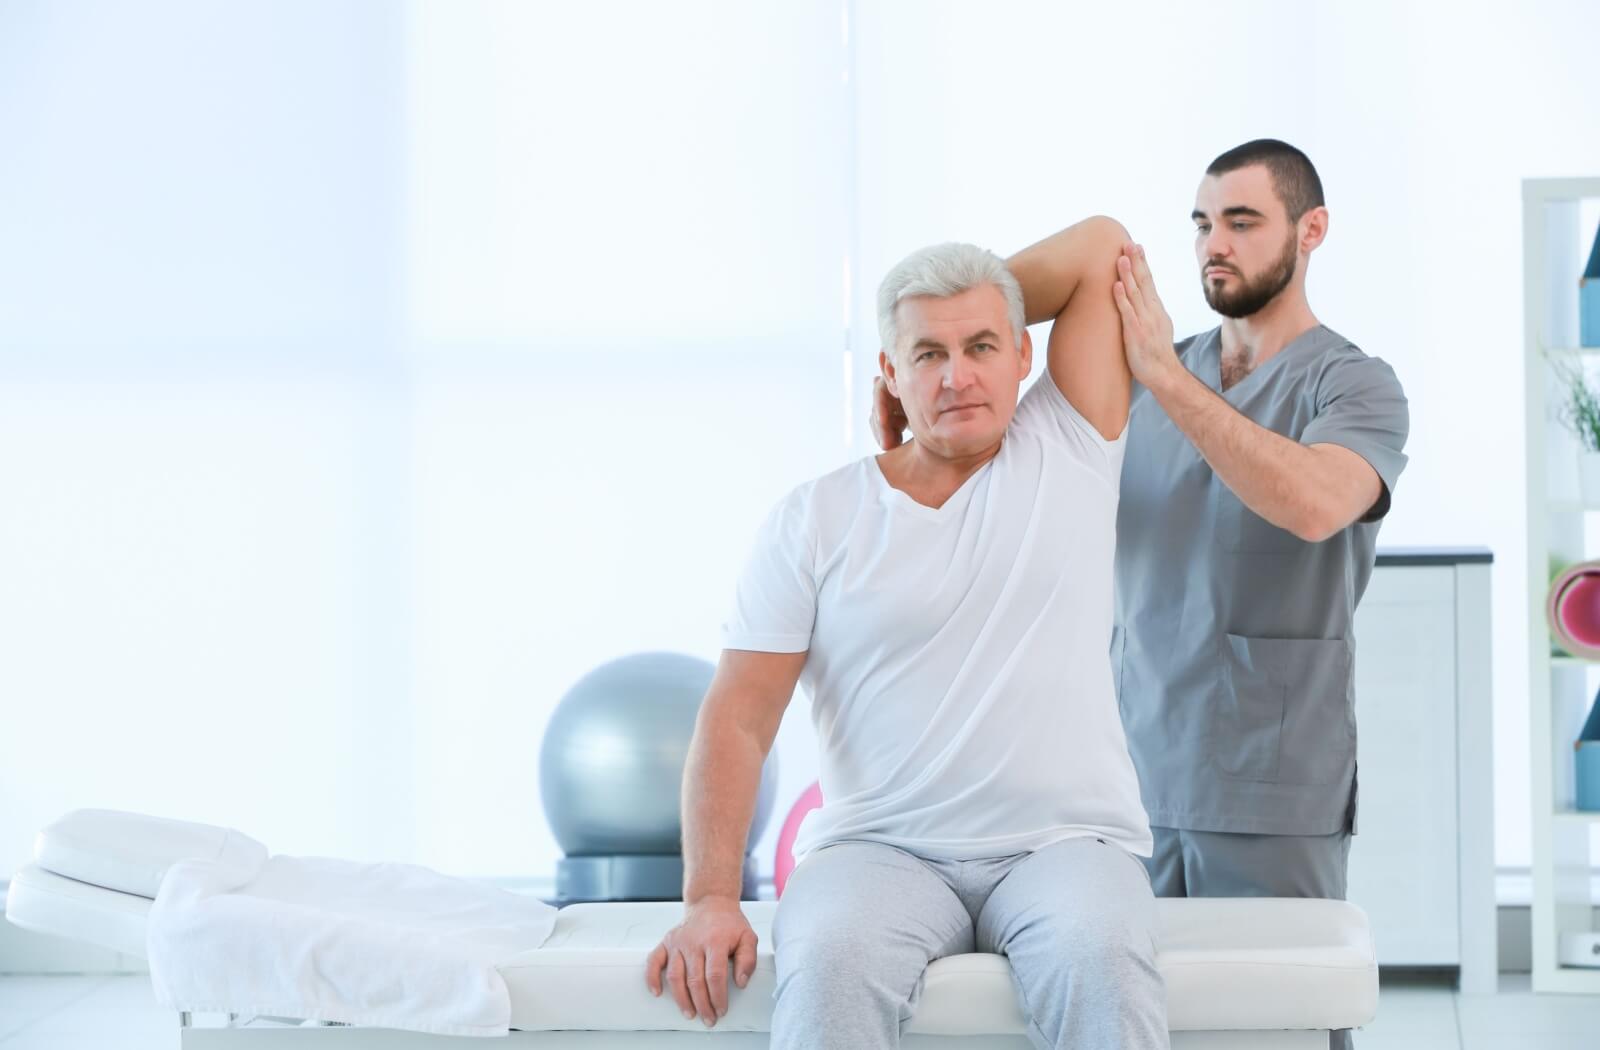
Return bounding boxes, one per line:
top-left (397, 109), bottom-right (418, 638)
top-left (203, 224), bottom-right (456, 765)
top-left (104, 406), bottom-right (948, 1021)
top-left (1193, 206), bottom-right (1270, 222)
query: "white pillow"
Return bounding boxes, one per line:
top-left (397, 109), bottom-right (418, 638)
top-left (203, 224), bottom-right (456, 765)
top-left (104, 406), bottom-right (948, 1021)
top-left (33, 809), bottom-right (267, 899)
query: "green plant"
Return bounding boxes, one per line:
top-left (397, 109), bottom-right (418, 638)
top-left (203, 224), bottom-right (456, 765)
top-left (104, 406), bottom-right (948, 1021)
top-left (1550, 354), bottom-right (1600, 452)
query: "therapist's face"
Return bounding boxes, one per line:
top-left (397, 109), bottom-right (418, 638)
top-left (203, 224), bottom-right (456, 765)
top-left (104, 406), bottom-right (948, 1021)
top-left (880, 284), bottom-right (1031, 460)
top-left (1192, 165), bottom-right (1305, 319)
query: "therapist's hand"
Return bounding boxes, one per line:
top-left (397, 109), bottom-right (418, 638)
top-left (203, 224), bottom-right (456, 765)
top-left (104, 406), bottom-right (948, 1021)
top-left (644, 896), bottom-right (758, 1028)
top-left (870, 376), bottom-right (908, 451)
top-left (1113, 243), bottom-right (1182, 392)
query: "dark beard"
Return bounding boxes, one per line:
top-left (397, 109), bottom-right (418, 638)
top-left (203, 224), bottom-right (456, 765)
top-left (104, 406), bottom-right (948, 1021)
top-left (1202, 232), bottom-right (1298, 318)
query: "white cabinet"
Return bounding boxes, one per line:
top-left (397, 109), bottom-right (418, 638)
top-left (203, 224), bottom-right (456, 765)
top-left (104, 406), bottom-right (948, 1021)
top-left (1348, 551), bottom-right (1495, 993)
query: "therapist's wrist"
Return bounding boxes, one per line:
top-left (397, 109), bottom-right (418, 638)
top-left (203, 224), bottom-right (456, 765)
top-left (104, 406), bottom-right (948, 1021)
top-left (1141, 354), bottom-right (1191, 401)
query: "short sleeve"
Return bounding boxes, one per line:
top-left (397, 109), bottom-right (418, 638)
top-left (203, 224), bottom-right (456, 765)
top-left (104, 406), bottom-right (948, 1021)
top-left (1300, 353), bottom-right (1410, 522)
top-left (1009, 374), bottom-right (1128, 493)
top-left (720, 493), bottom-right (817, 653)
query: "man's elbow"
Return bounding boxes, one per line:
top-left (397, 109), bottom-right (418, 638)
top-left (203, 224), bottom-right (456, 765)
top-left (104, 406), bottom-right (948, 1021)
top-left (1289, 501), bottom-right (1355, 544)
top-left (1290, 520), bottom-right (1339, 544)
top-left (1081, 215), bottom-right (1131, 251)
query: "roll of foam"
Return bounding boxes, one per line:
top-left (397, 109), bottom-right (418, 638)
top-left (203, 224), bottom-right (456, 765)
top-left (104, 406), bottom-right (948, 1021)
top-left (1548, 562), bottom-right (1600, 660)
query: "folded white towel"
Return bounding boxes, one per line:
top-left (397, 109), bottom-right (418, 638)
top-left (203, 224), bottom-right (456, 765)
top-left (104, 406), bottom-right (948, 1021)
top-left (147, 850), bottom-right (558, 1037)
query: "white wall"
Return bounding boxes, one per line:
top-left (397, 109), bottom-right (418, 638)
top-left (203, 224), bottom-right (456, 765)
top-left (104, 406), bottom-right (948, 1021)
top-left (5, 0), bottom-right (1600, 883)
top-left (0, 0), bottom-right (413, 863)
top-left (399, 1), bottom-right (852, 876)
top-left (0, 0), bottom-right (852, 879)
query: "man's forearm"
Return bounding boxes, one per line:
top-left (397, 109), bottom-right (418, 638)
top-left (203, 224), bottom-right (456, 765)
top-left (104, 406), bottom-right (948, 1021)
top-left (1006, 215), bottom-right (1126, 325)
top-left (1146, 366), bottom-right (1344, 542)
top-left (680, 722), bottom-right (767, 904)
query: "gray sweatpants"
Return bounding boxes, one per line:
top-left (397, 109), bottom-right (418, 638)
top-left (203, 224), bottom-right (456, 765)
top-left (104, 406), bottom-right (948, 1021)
top-left (1145, 826), bottom-right (1353, 1050)
top-left (771, 836), bottom-right (1168, 1050)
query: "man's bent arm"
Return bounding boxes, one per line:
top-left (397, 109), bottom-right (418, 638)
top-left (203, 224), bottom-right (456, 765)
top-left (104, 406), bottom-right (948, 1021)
top-left (1113, 248), bottom-right (1383, 541)
top-left (1142, 367), bottom-right (1381, 542)
top-left (682, 649), bottom-right (806, 902)
top-left (1006, 216), bottom-right (1132, 440)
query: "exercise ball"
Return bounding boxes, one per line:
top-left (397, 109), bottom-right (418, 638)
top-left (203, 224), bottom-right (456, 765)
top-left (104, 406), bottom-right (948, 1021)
top-left (540, 651), bottom-right (779, 900)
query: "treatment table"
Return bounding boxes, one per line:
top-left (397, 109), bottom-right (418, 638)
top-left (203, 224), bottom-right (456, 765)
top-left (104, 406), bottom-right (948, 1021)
top-left (5, 811), bottom-right (1379, 1047)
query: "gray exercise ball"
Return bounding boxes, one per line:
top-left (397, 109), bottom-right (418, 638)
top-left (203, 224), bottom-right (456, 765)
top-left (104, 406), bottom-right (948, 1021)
top-left (540, 651), bottom-right (779, 857)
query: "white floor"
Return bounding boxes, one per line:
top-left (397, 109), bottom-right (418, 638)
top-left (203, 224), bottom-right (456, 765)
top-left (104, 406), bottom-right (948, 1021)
top-left (2, 973), bottom-right (1600, 1049)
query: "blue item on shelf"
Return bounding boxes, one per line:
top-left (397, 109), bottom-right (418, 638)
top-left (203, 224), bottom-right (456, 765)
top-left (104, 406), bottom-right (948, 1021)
top-left (1579, 690), bottom-right (1600, 811)
top-left (1584, 689), bottom-right (1600, 741)
top-left (1584, 221), bottom-right (1600, 348)
top-left (1579, 743), bottom-right (1600, 811)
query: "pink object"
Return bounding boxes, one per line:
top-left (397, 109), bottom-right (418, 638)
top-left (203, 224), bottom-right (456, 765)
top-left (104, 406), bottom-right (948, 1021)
top-left (1561, 573), bottom-right (1600, 648)
top-left (1549, 563), bottom-right (1600, 658)
top-left (773, 781), bottom-right (823, 898)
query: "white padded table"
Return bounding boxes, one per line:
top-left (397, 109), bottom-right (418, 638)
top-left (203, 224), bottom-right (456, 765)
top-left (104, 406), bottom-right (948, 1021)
top-left (5, 810), bottom-right (1380, 1048)
top-left (7, 862), bottom-right (150, 958)
top-left (505, 898), bottom-right (1376, 1036)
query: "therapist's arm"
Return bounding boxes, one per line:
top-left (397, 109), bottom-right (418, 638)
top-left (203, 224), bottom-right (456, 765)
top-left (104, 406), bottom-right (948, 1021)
top-left (1111, 245), bottom-right (1382, 542)
top-left (644, 648), bottom-right (804, 1028)
top-left (1005, 215), bottom-right (1132, 440)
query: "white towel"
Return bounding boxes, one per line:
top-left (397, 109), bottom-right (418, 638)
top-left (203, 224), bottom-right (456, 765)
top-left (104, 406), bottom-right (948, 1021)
top-left (146, 847), bottom-right (558, 1037)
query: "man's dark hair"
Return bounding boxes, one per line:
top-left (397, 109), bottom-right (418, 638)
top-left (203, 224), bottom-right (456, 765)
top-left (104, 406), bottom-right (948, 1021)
top-left (1206, 139), bottom-right (1325, 222)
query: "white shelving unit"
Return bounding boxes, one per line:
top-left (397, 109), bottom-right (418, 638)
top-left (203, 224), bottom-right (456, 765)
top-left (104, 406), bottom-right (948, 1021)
top-left (1524, 176), bottom-right (1600, 995)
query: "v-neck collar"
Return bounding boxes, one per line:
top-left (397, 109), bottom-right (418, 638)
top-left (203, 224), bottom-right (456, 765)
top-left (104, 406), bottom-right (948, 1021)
top-left (871, 451), bottom-right (995, 521)
top-left (1202, 324), bottom-right (1333, 397)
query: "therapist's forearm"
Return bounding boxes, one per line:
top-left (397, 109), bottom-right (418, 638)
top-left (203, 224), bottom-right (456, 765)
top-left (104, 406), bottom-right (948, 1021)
top-left (680, 721), bottom-right (766, 905)
top-left (1144, 365), bottom-right (1343, 541)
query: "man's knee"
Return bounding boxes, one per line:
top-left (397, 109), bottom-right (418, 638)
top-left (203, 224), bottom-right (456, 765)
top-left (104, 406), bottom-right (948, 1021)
top-left (779, 926), bottom-right (868, 979)
top-left (1035, 905), bottom-right (1160, 983)
top-left (774, 927), bottom-right (920, 1018)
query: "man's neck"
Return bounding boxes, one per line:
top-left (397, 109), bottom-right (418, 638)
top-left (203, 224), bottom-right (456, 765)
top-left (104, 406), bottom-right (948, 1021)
top-left (879, 438), bottom-right (1002, 510)
top-left (1217, 286), bottom-right (1321, 376)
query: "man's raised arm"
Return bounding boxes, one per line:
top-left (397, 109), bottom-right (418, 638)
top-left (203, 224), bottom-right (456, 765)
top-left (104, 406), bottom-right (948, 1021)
top-left (1005, 216), bottom-right (1132, 440)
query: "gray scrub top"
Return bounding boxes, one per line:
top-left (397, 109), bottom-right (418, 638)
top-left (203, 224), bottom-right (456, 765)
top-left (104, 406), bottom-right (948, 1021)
top-left (1113, 325), bottom-right (1409, 836)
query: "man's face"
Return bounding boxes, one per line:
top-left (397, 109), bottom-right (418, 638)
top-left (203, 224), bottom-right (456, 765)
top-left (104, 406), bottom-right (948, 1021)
top-left (881, 283), bottom-right (1030, 458)
top-left (1192, 165), bottom-right (1300, 319)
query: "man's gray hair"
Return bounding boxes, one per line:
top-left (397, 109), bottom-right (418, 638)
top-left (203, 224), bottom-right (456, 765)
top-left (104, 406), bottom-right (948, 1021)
top-left (876, 242), bottom-right (1026, 355)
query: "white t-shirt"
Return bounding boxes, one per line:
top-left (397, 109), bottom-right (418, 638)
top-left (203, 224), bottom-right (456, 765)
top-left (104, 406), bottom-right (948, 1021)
top-left (723, 375), bottom-right (1153, 861)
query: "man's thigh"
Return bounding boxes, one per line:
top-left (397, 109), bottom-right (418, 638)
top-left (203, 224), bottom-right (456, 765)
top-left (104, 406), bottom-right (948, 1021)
top-left (975, 836), bottom-right (1160, 964)
top-left (1177, 827), bottom-right (1351, 899)
top-left (773, 841), bottom-right (974, 991)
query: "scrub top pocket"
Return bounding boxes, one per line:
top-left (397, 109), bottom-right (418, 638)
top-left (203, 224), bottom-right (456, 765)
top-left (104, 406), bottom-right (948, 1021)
top-left (1216, 633), bottom-right (1353, 786)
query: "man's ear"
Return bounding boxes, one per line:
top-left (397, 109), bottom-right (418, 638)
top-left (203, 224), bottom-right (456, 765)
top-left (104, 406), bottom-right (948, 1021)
top-left (1299, 206), bottom-right (1329, 255)
top-left (1018, 329), bottom-right (1034, 377)
top-left (880, 348), bottom-right (900, 399)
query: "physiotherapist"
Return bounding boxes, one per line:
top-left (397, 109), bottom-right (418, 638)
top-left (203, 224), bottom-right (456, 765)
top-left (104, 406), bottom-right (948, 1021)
top-left (1106, 139), bottom-right (1408, 907)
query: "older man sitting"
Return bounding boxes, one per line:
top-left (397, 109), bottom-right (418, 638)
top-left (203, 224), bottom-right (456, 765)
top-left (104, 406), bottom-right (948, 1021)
top-left (644, 216), bottom-right (1167, 1050)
